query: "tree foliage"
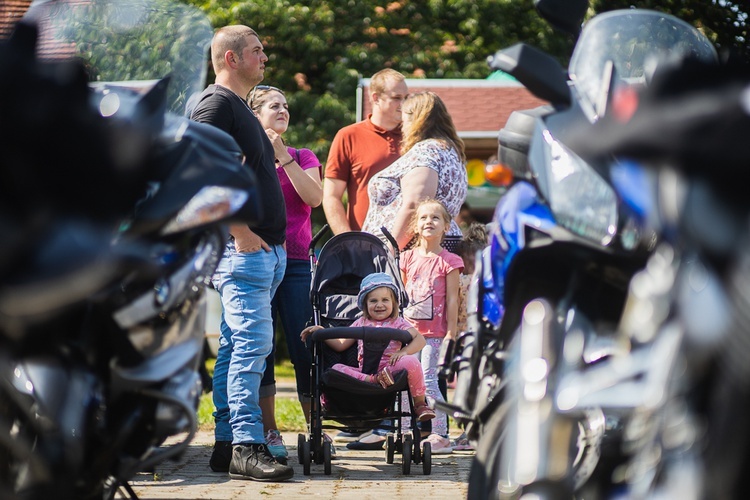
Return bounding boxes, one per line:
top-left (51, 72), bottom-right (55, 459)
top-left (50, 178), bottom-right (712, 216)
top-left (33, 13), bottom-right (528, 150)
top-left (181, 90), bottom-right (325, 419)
top-left (183, 0), bottom-right (747, 161)
top-left (591, 0), bottom-right (748, 63)
top-left (184, 0), bottom-right (574, 160)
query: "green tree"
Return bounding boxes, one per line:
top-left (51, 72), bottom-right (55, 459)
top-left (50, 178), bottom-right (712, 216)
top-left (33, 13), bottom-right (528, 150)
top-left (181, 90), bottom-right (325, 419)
top-left (591, 0), bottom-right (748, 63)
top-left (185, 0), bottom-right (573, 162)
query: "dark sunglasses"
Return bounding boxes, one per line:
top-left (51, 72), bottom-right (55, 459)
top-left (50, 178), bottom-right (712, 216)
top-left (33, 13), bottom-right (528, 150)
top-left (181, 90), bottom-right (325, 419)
top-left (249, 85), bottom-right (284, 108)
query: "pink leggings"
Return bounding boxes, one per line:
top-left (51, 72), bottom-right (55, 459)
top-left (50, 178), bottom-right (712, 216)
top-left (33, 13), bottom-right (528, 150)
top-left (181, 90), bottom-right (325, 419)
top-left (331, 355), bottom-right (426, 397)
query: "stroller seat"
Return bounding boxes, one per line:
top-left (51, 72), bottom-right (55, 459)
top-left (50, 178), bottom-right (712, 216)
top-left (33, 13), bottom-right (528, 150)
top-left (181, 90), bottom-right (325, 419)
top-left (314, 327), bottom-right (411, 423)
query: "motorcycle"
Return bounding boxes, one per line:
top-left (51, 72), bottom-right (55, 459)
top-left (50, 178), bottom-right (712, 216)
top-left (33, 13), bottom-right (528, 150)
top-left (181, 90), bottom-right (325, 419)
top-left (0, 0), bottom-right (259, 498)
top-left (437, 2), bottom-right (718, 498)
top-left (559, 57), bottom-right (750, 499)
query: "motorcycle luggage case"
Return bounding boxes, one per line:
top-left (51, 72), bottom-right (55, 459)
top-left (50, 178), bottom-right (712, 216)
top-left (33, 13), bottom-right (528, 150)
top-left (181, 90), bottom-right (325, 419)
top-left (498, 105), bottom-right (552, 178)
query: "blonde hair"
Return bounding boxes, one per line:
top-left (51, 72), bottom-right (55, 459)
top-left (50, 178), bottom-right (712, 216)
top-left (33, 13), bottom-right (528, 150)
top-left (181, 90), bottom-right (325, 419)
top-left (401, 91), bottom-right (466, 162)
top-left (211, 25), bottom-right (259, 73)
top-left (369, 68), bottom-right (406, 104)
top-left (410, 198), bottom-right (452, 248)
top-left (362, 287), bottom-right (400, 320)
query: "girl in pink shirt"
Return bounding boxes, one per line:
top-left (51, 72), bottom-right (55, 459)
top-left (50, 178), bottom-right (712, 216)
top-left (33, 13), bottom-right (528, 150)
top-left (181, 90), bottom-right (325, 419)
top-left (301, 273), bottom-right (436, 423)
top-left (400, 199), bottom-right (464, 454)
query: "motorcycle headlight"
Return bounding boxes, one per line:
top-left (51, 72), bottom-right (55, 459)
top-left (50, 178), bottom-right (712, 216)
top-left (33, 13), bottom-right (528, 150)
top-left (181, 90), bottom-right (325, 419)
top-left (540, 130), bottom-right (617, 245)
top-left (161, 186), bottom-right (248, 235)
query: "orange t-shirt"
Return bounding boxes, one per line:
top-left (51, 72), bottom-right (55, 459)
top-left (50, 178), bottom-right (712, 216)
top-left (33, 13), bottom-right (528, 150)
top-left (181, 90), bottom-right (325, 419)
top-left (324, 116), bottom-right (402, 230)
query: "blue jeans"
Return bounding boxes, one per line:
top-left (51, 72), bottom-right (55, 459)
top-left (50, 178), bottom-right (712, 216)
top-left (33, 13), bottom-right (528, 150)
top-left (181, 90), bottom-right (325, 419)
top-left (261, 258), bottom-right (313, 402)
top-left (211, 241), bottom-right (286, 444)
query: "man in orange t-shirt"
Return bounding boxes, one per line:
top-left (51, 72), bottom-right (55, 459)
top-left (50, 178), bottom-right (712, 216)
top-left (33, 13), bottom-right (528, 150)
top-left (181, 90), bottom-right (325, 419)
top-left (323, 69), bottom-right (408, 233)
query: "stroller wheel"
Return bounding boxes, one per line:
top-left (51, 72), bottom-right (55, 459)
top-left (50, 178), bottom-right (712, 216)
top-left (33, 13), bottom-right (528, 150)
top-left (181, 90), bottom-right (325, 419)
top-left (402, 434), bottom-right (412, 475)
top-left (422, 442), bottom-right (432, 475)
top-left (323, 440), bottom-right (332, 475)
top-left (385, 433), bottom-right (395, 464)
top-left (297, 433), bottom-right (305, 465)
top-left (413, 434), bottom-right (422, 464)
top-left (302, 438), bottom-right (311, 476)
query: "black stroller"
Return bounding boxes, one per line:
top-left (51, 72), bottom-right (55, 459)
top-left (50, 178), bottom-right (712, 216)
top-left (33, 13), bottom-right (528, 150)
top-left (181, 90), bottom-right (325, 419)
top-left (298, 225), bottom-right (432, 475)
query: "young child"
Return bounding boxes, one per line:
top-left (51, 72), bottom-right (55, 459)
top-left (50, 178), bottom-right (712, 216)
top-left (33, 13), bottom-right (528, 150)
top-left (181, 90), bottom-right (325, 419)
top-left (300, 272), bottom-right (436, 422)
top-left (400, 198), bottom-right (464, 455)
top-left (450, 222), bottom-right (488, 452)
top-left (456, 222), bottom-right (489, 334)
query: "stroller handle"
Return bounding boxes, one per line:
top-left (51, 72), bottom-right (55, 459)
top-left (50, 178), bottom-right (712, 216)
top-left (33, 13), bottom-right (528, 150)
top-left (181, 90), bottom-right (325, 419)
top-left (309, 224), bottom-right (330, 257)
top-left (380, 226), bottom-right (400, 259)
top-left (311, 326), bottom-right (413, 345)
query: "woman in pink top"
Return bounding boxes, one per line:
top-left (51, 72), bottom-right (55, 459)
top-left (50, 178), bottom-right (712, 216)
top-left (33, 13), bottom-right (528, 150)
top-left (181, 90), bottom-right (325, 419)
top-left (250, 85), bottom-right (323, 462)
top-left (400, 199), bottom-right (464, 454)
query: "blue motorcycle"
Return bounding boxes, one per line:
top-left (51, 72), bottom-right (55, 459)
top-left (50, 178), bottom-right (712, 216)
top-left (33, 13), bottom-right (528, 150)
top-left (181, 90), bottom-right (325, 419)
top-left (438, 3), bottom-right (717, 498)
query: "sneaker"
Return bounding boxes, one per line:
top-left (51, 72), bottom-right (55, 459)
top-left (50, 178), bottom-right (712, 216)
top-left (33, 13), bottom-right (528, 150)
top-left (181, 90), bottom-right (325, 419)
top-left (209, 440), bottom-right (232, 472)
top-left (422, 433), bottom-right (453, 455)
top-left (376, 366), bottom-right (395, 388)
top-left (265, 429), bottom-right (289, 464)
top-left (452, 432), bottom-right (474, 451)
top-left (346, 429), bottom-right (386, 450)
top-left (334, 431), bottom-right (362, 443)
top-left (414, 402), bottom-right (436, 422)
top-left (229, 443), bottom-right (294, 482)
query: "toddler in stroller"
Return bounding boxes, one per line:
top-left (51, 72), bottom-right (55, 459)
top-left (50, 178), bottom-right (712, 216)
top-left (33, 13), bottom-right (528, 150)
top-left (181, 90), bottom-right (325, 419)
top-left (299, 226), bottom-right (436, 475)
top-left (302, 273), bottom-right (435, 420)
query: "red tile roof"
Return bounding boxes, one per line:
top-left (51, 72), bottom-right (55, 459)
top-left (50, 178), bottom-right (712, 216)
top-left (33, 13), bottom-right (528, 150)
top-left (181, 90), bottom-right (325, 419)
top-left (0, 0), bottom-right (32, 40)
top-left (359, 78), bottom-right (547, 140)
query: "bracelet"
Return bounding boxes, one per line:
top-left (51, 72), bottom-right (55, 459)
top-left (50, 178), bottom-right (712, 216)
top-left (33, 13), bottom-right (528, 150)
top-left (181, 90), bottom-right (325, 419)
top-left (280, 157), bottom-right (295, 167)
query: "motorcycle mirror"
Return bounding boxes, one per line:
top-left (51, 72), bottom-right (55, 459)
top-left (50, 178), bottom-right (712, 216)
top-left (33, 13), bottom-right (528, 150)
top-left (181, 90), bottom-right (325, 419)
top-left (534, 0), bottom-right (588, 36)
top-left (487, 43), bottom-right (570, 107)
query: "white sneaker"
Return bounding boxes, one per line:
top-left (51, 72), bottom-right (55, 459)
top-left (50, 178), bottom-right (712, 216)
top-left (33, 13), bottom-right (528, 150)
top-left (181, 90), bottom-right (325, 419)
top-left (422, 433), bottom-right (453, 455)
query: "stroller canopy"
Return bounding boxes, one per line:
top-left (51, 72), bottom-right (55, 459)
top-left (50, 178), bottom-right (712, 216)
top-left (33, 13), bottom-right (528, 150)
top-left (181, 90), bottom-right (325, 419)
top-left (311, 232), bottom-right (406, 325)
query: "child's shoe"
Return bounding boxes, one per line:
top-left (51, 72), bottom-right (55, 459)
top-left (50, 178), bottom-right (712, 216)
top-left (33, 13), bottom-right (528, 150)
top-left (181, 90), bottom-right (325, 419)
top-left (414, 402), bottom-right (436, 422)
top-left (375, 366), bottom-right (395, 388)
top-left (451, 432), bottom-right (474, 451)
top-left (265, 429), bottom-right (289, 464)
top-left (422, 433), bottom-right (453, 455)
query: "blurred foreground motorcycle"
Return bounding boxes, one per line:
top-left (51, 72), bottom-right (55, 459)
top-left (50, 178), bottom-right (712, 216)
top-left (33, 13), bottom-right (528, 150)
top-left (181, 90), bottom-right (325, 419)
top-left (561, 57), bottom-right (750, 499)
top-left (437, 1), bottom-right (718, 498)
top-left (0, 0), bottom-right (259, 498)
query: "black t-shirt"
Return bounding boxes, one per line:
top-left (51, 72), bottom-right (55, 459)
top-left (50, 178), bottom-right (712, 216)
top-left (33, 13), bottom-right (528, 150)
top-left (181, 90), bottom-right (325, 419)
top-left (190, 84), bottom-right (286, 245)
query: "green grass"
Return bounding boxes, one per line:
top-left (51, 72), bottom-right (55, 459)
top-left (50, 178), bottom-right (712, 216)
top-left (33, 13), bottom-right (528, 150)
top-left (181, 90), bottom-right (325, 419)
top-left (198, 358), bottom-right (304, 431)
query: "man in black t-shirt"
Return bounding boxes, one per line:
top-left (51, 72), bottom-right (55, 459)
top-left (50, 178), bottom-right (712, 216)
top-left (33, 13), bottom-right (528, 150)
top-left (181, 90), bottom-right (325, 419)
top-left (190, 25), bottom-right (292, 482)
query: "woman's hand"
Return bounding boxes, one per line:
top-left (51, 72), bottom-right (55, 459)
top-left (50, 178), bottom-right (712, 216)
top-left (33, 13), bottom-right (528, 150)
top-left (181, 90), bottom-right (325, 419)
top-left (300, 325), bottom-right (323, 342)
top-left (265, 128), bottom-right (292, 164)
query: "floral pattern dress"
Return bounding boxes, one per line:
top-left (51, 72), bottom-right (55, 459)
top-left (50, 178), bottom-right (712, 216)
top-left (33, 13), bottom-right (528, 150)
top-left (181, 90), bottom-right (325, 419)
top-left (362, 138), bottom-right (468, 247)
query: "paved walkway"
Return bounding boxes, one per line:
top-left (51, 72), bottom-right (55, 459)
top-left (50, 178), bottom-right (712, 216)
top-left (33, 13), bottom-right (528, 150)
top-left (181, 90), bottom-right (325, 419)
top-left (124, 383), bottom-right (473, 499)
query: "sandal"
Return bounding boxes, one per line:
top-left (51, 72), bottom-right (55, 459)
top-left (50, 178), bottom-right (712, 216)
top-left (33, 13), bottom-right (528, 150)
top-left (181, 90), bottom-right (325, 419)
top-left (414, 402), bottom-right (436, 422)
top-left (375, 366), bottom-right (395, 388)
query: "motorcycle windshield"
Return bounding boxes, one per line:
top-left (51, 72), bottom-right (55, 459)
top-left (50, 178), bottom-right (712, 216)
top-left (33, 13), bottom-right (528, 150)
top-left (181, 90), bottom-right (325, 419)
top-left (569, 10), bottom-right (717, 118)
top-left (24, 0), bottom-right (213, 114)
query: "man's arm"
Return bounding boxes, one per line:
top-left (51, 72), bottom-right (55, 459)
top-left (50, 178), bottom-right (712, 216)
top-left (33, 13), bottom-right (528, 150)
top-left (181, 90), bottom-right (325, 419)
top-left (323, 178), bottom-right (352, 235)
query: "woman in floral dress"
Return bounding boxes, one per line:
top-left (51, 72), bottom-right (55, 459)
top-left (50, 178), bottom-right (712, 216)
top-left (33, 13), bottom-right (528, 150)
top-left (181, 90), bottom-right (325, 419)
top-left (362, 91), bottom-right (468, 252)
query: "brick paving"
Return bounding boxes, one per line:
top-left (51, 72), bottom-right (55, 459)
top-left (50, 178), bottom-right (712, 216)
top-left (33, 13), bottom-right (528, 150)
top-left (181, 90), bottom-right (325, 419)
top-left (125, 429), bottom-right (472, 499)
top-left (124, 383), bottom-right (473, 499)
